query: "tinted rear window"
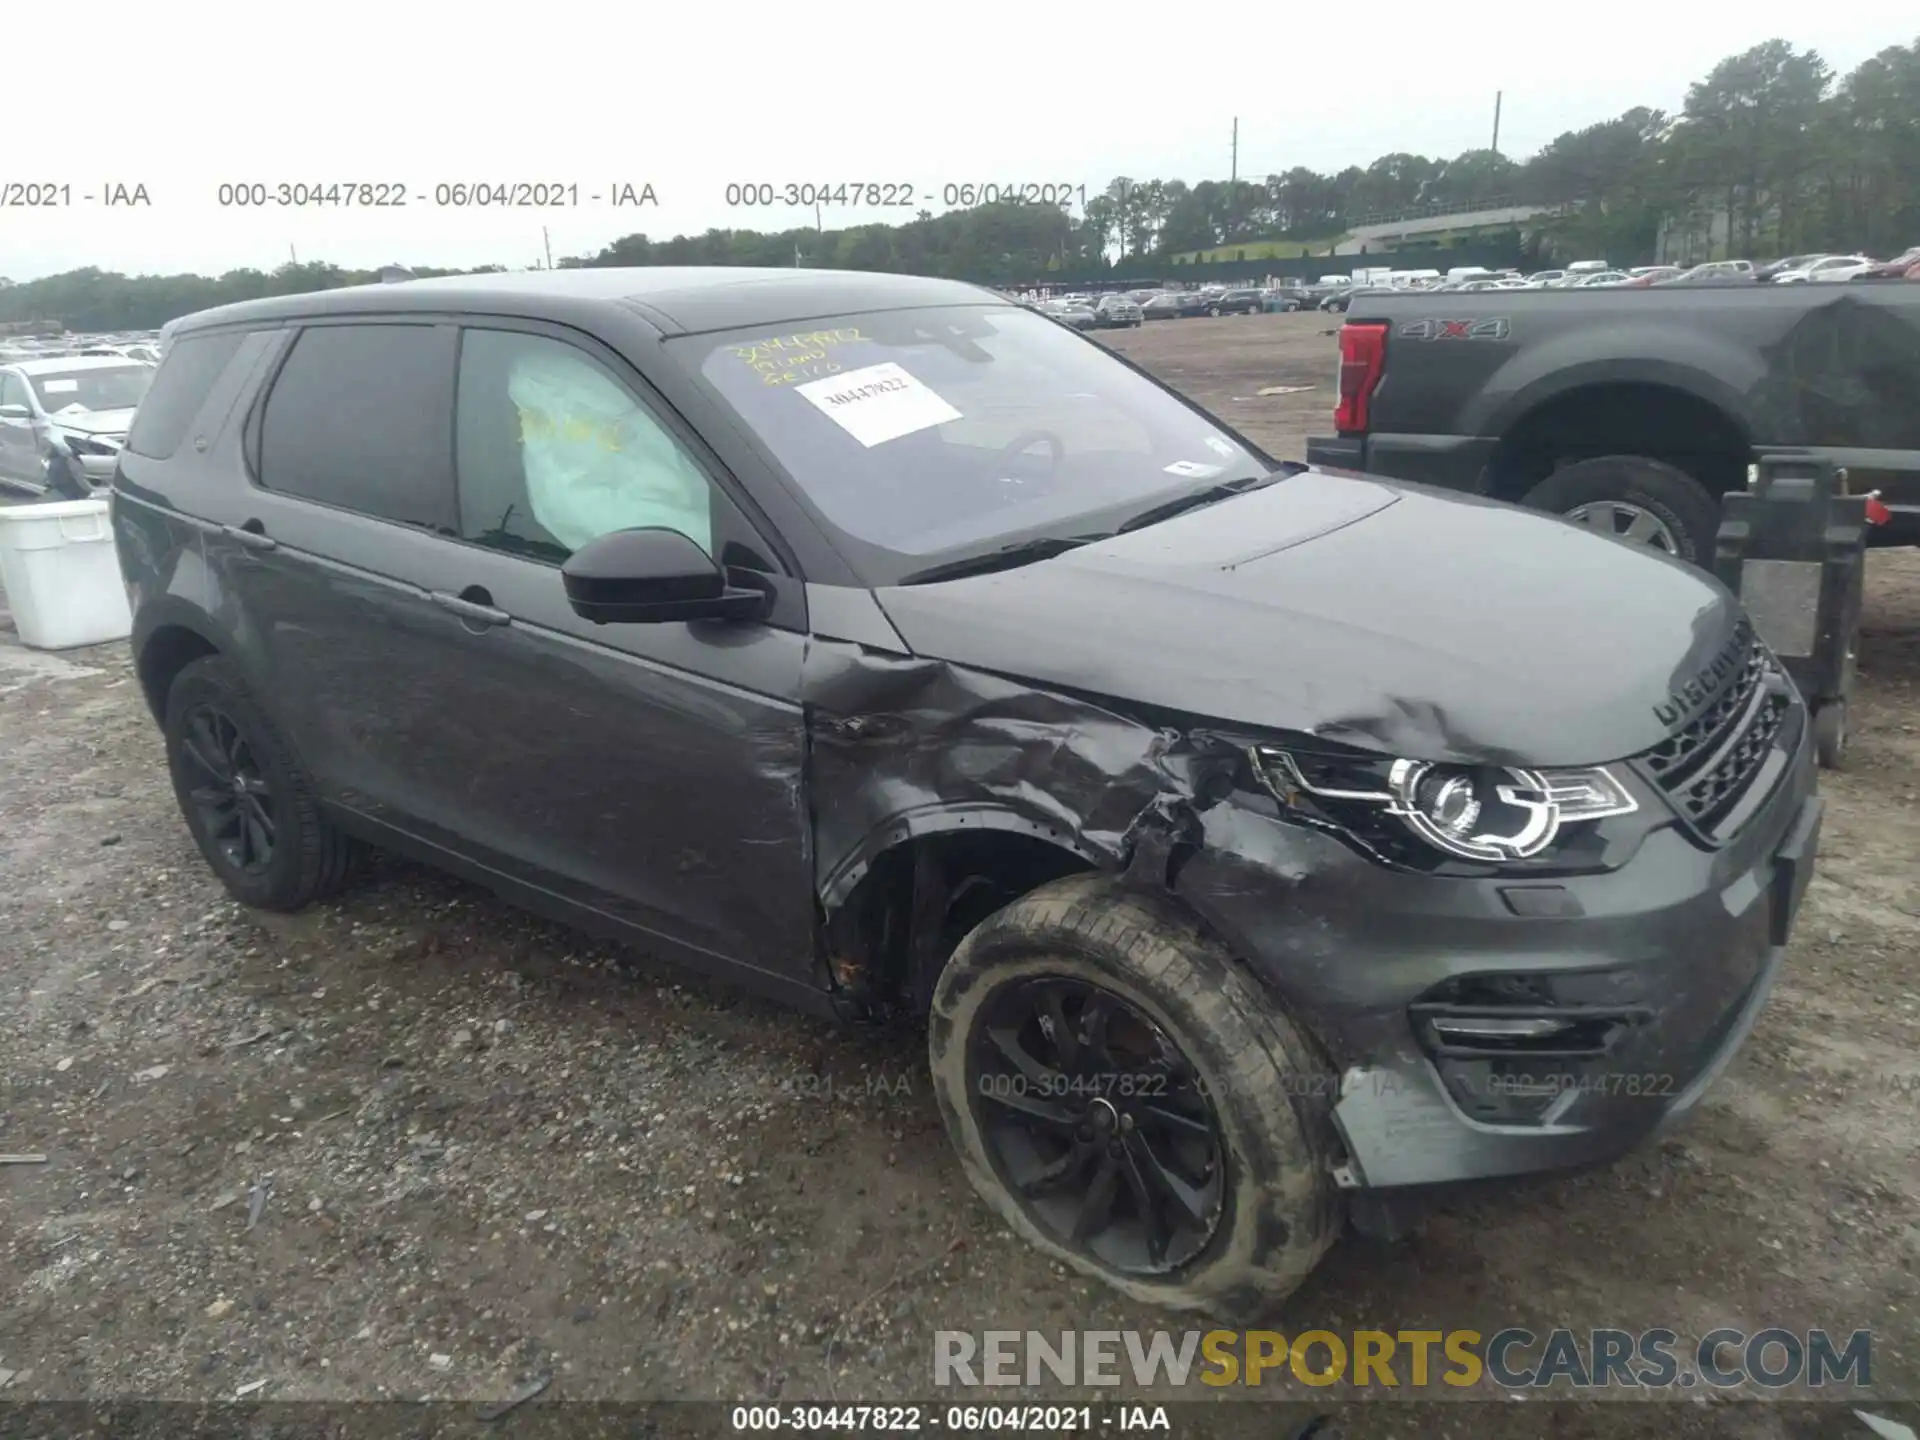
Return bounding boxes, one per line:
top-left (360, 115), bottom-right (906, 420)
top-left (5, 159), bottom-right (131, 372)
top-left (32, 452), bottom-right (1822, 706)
top-left (126, 331), bottom-right (246, 459)
top-left (257, 324), bottom-right (455, 529)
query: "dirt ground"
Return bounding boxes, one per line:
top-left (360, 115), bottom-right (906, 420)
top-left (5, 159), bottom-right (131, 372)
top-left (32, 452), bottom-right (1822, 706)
top-left (2, 312), bottom-right (1916, 1439)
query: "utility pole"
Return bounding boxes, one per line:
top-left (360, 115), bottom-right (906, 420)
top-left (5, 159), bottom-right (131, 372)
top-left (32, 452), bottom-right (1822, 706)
top-left (1230, 117), bottom-right (1241, 237)
top-left (288, 243), bottom-right (297, 265)
top-left (1491, 91), bottom-right (1503, 156)
top-left (542, 226), bottom-right (552, 270)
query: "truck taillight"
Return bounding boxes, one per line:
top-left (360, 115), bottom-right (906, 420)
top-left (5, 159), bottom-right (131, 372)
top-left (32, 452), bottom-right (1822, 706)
top-left (1334, 321), bottom-right (1389, 434)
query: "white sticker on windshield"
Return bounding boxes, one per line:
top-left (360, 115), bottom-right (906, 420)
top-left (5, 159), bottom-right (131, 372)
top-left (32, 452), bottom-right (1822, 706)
top-left (795, 362), bottom-right (962, 448)
top-left (1164, 460), bottom-right (1224, 479)
top-left (1204, 436), bottom-right (1236, 457)
top-left (40, 379), bottom-right (79, 394)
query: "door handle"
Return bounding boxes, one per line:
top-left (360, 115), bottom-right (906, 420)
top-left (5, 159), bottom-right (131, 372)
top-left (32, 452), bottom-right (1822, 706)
top-left (430, 591), bottom-right (511, 627)
top-left (222, 521), bottom-right (277, 551)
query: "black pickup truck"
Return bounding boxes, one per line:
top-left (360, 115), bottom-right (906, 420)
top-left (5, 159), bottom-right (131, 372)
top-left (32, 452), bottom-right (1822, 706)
top-left (1306, 282), bottom-right (1920, 562)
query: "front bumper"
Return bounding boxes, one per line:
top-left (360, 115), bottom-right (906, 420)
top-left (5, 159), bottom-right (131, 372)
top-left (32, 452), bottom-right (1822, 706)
top-left (43, 435), bottom-right (122, 486)
top-left (76, 452), bottom-right (118, 484)
top-left (1174, 710), bottom-right (1820, 1193)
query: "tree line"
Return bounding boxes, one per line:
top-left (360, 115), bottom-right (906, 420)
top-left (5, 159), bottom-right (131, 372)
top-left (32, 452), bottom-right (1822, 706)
top-left (2, 36), bottom-right (1914, 333)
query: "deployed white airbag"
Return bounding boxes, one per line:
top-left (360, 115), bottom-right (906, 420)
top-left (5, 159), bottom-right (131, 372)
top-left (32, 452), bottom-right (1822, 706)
top-left (507, 346), bottom-right (712, 554)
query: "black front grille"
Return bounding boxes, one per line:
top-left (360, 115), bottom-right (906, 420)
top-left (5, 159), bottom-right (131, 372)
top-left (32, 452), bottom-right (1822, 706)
top-left (1639, 632), bottom-right (1794, 834)
top-left (1641, 635), bottom-right (1769, 781)
top-left (1675, 690), bottom-right (1789, 824)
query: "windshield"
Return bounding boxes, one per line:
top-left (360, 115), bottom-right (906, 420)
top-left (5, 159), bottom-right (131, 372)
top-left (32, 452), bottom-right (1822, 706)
top-left (27, 364), bottom-right (153, 414)
top-left (677, 305), bottom-right (1270, 580)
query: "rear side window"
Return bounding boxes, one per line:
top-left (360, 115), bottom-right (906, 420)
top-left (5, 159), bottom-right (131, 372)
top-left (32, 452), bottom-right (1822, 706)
top-left (126, 331), bottom-right (247, 460)
top-left (257, 324), bottom-right (455, 530)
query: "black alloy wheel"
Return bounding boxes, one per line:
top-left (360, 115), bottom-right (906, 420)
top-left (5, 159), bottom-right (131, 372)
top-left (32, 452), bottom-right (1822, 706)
top-left (178, 702), bottom-right (277, 874)
top-left (162, 653), bottom-right (359, 911)
top-left (966, 974), bottom-right (1226, 1276)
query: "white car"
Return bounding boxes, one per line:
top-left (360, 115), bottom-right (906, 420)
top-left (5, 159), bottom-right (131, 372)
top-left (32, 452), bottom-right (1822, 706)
top-left (0, 355), bottom-right (156, 493)
top-left (1775, 255), bottom-right (1875, 284)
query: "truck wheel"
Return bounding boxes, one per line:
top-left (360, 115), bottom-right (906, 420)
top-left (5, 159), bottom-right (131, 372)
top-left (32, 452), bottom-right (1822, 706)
top-left (927, 873), bottom-right (1341, 1321)
top-left (1521, 455), bottom-right (1721, 564)
top-left (1814, 701), bottom-right (1848, 770)
top-left (164, 655), bottom-right (360, 911)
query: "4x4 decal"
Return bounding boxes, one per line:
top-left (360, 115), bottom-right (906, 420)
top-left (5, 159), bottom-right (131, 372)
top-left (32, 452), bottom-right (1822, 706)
top-left (1398, 317), bottom-right (1511, 341)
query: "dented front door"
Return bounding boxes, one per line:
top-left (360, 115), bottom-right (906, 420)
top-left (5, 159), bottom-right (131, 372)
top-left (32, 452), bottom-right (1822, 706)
top-left (381, 534), bottom-right (816, 987)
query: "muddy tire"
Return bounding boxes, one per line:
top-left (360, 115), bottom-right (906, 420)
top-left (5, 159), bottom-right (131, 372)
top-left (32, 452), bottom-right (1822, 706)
top-left (164, 654), bottom-right (359, 912)
top-left (1521, 454), bottom-right (1722, 565)
top-left (928, 873), bottom-right (1341, 1322)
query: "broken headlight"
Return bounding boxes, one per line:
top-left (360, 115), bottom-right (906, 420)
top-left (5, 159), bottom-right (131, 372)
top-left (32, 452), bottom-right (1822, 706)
top-left (1251, 747), bottom-right (1638, 865)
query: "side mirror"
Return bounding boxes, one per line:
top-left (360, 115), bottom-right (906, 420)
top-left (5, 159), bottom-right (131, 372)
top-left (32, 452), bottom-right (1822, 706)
top-left (0, 404), bottom-right (31, 421)
top-left (560, 526), bottom-right (769, 625)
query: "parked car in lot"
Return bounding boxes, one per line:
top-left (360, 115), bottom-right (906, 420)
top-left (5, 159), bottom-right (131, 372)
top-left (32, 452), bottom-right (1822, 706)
top-left (1850, 246), bottom-right (1920, 281)
top-left (1205, 288), bottom-right (1266, 316)
top-left (1039, 298), bottom-right (1098, 330)
top-left (0, 354), bottom-right (156, 494)
top-left (113, 265), bottom-right (1823, 1319)
top-left (1306, 277), bottom-right (1920, 561)
top-left (1263, 286), bottom-right (1309, 312)
top-left (1754, 253), bottom-right (1831, 283)
top-left (1320, 288), bottom-right (1356, 312)
top-left (1774, 255), bottom-right (1874, 284)
top-left (1139, 292), bottom-right (1187, 321)
top-left (1094, 294), bottom-right (1144, 327)
top-left (1654, 266), bottom-right (1758, 287)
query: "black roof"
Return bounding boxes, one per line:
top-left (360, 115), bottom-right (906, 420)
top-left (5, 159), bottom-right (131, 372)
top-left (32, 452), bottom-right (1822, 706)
top-left (171, 267), bottom-right (1003, 339)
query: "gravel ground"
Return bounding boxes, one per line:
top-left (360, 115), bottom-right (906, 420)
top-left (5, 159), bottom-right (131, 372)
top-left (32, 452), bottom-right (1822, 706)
top-left (1, 313), bottom-right (1916, 1439)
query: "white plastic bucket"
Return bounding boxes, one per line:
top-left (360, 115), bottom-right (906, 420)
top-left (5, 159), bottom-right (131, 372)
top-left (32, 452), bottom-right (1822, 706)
top-left (0, 498), bottom-right (134, 650)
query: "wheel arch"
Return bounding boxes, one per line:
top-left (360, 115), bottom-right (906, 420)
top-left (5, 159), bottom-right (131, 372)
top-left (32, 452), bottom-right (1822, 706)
top-left (133, 600), bottom-right (245, 726)
top-left (1483, 374), bottom-right (1755, 503)
top-left (818, 804), bottom-right (1106, 1018)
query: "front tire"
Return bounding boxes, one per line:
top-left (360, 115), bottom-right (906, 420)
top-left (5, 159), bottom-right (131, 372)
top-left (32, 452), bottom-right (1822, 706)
top-left (164, 654), bottom-right (359, 911)
top-left (928, 874), bottom-right (1341, 1320)
top-left (1521, 454), bottom-right (1722, 564)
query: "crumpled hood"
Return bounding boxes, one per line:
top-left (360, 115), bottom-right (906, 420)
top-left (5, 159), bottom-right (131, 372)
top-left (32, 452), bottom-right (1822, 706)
top-left (873, 469), bottom-right (1743, 768)
top-left (49, 406), bottom-right (135, 437)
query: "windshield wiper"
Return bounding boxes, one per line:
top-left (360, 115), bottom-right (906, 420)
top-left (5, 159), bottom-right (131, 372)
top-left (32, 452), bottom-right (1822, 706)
top-left (1115, 465), bottom-right (1300, 534)
top-left (896, 533), bottom-right (1109, 586)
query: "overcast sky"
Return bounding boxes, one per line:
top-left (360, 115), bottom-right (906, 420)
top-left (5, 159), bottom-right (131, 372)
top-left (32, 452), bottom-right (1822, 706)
top-left (3, 2), bottom-right (1911, 282)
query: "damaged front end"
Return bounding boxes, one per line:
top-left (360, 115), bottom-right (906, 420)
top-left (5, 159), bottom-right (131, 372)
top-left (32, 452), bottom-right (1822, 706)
top-left (804, 638), bottom-right (1241, 1023)
top-left (802, 630), bottom-right (1818, 1224)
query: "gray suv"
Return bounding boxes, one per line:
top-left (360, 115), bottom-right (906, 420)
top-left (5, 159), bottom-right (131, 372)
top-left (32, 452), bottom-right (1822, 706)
top-left (113, 267), bottom-right (1820, 1319)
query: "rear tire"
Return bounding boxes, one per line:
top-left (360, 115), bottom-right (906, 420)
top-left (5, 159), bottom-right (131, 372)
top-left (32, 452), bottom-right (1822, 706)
top-left (928, 874), bottom-right (1341, 1321)
top-left (1521, 454), bottom-right (1723, 565)
top-left (164, 655), bottom-right (359, 912)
